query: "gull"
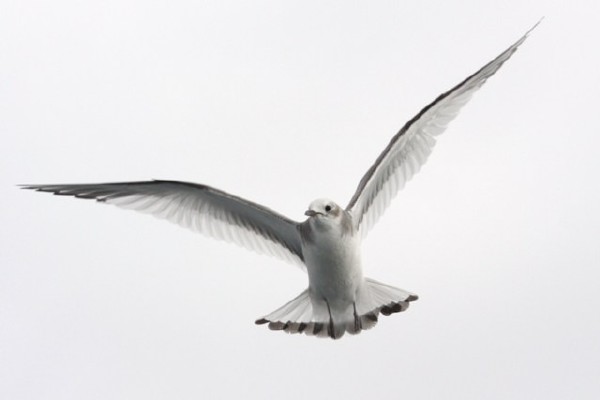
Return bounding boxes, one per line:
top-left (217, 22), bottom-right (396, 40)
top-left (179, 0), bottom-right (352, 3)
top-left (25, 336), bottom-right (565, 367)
top-left (21, 24), bottom-right (537, 339)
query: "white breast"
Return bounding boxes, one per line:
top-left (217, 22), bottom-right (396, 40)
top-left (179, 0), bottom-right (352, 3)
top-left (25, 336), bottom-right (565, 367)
top-left (302, 218), bottom-right (363, 305)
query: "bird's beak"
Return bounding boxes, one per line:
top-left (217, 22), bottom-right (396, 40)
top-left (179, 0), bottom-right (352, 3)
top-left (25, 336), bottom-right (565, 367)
top-left (305, 209), bottom-right (317, 217)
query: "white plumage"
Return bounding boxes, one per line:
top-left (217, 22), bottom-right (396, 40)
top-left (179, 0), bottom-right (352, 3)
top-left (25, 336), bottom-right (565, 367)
top-left (22, 23), bottom-right (537, 339)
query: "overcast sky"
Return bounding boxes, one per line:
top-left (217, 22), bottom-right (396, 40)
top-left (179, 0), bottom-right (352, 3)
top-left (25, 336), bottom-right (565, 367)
top-left (2, 1), bottom-right (599, 399)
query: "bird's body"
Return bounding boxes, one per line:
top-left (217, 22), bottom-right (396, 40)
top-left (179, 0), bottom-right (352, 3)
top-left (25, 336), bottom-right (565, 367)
top-left (301, 202), bottom-right (366, 337)
top-left (303, 212), bottom-right (362, 308)
top-left (256, 199), bottom-right (417, 338)
top-left (21, 23), bottom-right (538, 339)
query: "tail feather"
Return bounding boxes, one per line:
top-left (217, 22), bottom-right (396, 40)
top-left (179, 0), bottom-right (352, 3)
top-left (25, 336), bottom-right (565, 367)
top-left (255, 278), bottom-right (418, 339)
top-left (363, 278), bottom-right (418, 316)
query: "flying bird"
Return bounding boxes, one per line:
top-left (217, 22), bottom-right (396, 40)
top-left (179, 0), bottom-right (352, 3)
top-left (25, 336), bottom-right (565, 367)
top-left (22, 25), bottom-right (537, 339)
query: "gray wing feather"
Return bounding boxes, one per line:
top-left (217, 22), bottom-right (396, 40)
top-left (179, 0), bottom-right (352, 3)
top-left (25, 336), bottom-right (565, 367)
top-left (22, 180), bottom-right (305, 267)
top-left (346, 23), bottom-right (538, 238)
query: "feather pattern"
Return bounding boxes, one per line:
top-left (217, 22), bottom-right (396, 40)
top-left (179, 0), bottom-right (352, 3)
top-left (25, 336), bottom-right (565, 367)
top-left (346, 24), bottom-right (537, 238)
top-left (21, 180), bottom-right (305, 267)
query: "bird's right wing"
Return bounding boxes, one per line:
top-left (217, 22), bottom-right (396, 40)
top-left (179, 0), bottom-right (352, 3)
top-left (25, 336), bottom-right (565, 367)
top-left (22, 180), bottom-right (305, 267)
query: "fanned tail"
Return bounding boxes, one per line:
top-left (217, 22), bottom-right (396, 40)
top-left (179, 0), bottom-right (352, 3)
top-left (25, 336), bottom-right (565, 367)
top-left (255, 278), bottom-right (418, 339)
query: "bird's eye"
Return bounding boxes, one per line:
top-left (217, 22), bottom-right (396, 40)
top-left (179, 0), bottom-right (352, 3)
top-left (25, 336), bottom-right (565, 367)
top-left (325, 205), bottom-right (332, 212)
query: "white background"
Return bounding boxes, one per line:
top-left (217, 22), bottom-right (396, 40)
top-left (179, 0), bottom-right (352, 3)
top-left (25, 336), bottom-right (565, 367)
top-left (2, 1), bottom-right (599, 399)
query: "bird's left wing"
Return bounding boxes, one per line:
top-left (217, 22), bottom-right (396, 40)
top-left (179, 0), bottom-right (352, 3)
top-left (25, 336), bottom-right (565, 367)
top-left (346, 24), bottom-right (538, 238)
top-left (22, 180), bottom-right (305, 267)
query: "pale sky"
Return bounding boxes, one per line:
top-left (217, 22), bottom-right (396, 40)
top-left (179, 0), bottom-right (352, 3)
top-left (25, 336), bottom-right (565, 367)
top-left (2, 1), bottom-right (599, 399)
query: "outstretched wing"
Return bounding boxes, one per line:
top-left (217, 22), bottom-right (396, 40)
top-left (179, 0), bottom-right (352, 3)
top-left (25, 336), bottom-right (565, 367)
top-left (346, 24), bottom-right (538, 238)
top-left (22, 180), bottom-right (305, 267)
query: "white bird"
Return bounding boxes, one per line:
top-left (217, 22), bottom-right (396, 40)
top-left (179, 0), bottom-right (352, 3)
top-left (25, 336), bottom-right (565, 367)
top-left (22, 24), bottom-right (537, 339)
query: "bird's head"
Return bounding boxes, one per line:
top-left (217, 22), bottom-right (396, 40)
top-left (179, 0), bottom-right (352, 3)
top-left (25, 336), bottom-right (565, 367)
top-left (304, 198), bottom-right (342, 220)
